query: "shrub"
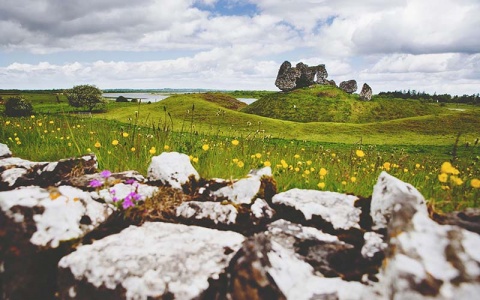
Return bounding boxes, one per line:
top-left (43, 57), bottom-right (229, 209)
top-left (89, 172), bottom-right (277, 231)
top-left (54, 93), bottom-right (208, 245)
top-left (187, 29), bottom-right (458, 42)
top-left (65, 84), bottom-right (105, 112)
top-left (4, 96), bottom-right (34, 117)
top-left (116, 96), bottom-right (129, 102)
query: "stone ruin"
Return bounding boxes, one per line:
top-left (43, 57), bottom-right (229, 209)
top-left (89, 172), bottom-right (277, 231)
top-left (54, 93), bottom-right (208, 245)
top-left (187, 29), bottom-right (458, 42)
top-left (1, 142), bottom-right (480, 299)
top-left (275, 61), bottom-right (372, 100)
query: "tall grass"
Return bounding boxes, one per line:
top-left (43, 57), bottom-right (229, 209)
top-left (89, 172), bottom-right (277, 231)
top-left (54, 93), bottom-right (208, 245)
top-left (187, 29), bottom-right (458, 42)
top-left (1, 113), bottom-right (479, 212)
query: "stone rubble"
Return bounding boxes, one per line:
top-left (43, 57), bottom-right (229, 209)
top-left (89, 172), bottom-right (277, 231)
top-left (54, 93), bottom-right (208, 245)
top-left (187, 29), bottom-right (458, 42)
top-left (0, 142), bottom-right (479, 300)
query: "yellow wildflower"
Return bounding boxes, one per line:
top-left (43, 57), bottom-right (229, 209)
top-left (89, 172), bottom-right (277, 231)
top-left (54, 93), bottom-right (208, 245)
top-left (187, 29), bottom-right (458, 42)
top-left (232, 158), bottom-right (239, 163)
top-left (319, 168), bottom-right (327, 176)
top-left (281, 159), bottom-right (288, 169)
top-left (294, 167), bottom-right (300, 172)
top-left (355, 150), bottom-right (365, 158)
top-left (341, 181), bottom-right (347, 185)
top-left (264, 161), bottom-right (271, 167)
top-left (131, 147), bottom-right (136, 152)
top-left (317, 182), bottom-right (325, 189)
top-left (112, 140), bottom-right (119, 146)
top-left (237, 161), bottom-right (244, 168)
top-left (31, 115), bottom-right (35, 119)
top-left (164, 145), bottom-right (170, 150)
top-left (94, 141), bottom-right (101, 148)
top-left (255, 153), bottom-right (262, 159)
top-left (304, 170), bottom-right (310, 175)
top-left (294, 154), bottom-right (300, 159)
top-left (441, 162), bottom-right (459, 175)
top-left (306, 160), bottom-right (312, 166)
top-left (122, 132), bottom-right (129, 138)
top-left (471, 178), bottom-right (480, 189)
top-left (202, 144), bottom-right (209, 151)
top-left (415, 163), bottom-right (421, 169)
top-left (383, 162), bottom-right (391, 171)
top-left (438, 173), bottom-right (448, 183)
top-left (451, 176), bottom-right (463, 186)
top-left (231, 139), bottom-right (239, 146)
top-left (149, 147), bottom-right (156, 154)
top-left (350, 177), bottom-right (357, 183)
top-left (5, 121), bottom-right (11, 125)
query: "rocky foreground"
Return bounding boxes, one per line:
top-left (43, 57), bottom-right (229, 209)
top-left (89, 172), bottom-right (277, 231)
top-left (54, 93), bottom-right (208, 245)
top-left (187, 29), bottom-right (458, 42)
top-left (0, 143), bottom-right (479, 300)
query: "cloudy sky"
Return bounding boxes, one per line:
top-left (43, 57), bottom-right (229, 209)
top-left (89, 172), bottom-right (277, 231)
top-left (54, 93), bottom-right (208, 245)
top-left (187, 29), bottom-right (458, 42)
top-left (0, 0), bottom-right (479, 94)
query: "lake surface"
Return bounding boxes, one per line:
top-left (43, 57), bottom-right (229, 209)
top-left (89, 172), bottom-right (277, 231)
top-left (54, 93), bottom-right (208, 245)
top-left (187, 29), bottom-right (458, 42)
top-left (103, 93), bottom-right (257, 105)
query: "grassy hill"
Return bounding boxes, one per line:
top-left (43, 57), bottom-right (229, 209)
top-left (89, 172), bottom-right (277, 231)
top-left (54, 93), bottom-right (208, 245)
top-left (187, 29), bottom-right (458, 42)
top-left (241, 85), bottom-right (444, 123)
top-left (100, 92), bottom-right (480, 146)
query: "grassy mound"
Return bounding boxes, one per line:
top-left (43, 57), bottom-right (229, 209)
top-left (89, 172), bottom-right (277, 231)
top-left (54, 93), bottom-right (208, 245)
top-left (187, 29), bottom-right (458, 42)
top-left (241, 85), bottom-right (443, 123)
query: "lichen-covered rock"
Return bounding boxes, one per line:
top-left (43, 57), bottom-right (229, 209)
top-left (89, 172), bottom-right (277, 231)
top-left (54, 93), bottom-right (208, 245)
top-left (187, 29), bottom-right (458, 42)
top-left (0, 154), bottom-right (97, 190)
top-left (0, 185), bottom-right (112, 299)
top-left (58, 222), bottom-right (245, 300)
top-left (359, 83), bottom-right (373, 100)
top-left (432, 208), bottom-right (480, 234)
top-left (339, 80), bottom-right (358, 94)
top-left (147, 152), bottom-right (199, 189)
top-left (370, 171), bottom-right (428, 230)
top-left (272, 188), bottom-right (361, 230)
top-left (228, 233), bottom-right (373, 300)
top-left (0, 143), bottom-right (12, 158)
top-left (275, 61), bottom-right (330, 91)
top-left (65, 170), bottom-right (146, 189)
top-left (379, 200), bottom-right (480, 299)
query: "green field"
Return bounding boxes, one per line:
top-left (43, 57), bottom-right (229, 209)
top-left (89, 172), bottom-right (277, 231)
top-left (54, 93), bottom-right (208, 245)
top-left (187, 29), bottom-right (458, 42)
top-left (1, 87), bottom-right (479, 211)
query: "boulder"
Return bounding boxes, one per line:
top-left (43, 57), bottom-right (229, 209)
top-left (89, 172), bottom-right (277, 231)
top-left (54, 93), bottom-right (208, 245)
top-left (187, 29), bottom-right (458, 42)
top-left (359, 83), bottom-right (373, 100)
top-left (275, 61), bottom-right (330, 91)
top-left (339, 80), bottom-right (358, 94)
top-left (0, 185), bottom-right (112, 299)
top-left (379, 199), bottom-right (480, 299)
top-left (147, 152), bottom-right (199, 189)
top-left (0, 143), bottom-right (12, 158)
top-left (57, 222), bottom-right (245, 299)
top-left (0, 153), bottom-right (97, 190)
top-left (272, 188), bottom-right (362, 231)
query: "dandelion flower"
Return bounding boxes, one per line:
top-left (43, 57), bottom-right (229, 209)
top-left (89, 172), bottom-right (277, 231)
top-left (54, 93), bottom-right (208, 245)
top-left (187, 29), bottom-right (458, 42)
top-left (441, 162), bottom-right (459, 175)
top-left (122, 132), bottom-right (129, 138)
top-left (341, 181), bottom-right (347, 185)
top-left (319, 168), bottom-right (327, 176)
top-left (94, 141), bottom-right (101, 148)
top-left (231, 139), bottom-right (239, 146)
top-left (31, 115), bottom-right (35, 119)
top-left (451, 176), bottom-right (463, 186)
top-left (112, 139), bottom-right (119, 146)
top-left (237, 161), bottom-right (244, 168)
top-left (202, 144), bottom-right (209, 151)
top-left (355, 150), bottom-right (365, 158)
top-left (5, 121), bottom-right (11, 125)
top-left (350, 177), bottom-right (357, 183)
top-left (255, 153), bottom-right (262, 159)
top-left (164, 145), bottom-right (170, 151)
top-left (192, 157), bottom-right (199, 163)
top-left (438, 173), bottom-right (448, 183)
top-left (471, 178), bottom-right (480, 189)
top-left (280, 159), bottom-right (288, 169)
top-left (131, 147), bottom-right (136, 152)
top-left (383, 162), bottom-right (391, 171)
top-left (317, 182), bottom-right (326, 189)
top-left (263, 161), bottom-right (271, 167)
top-left (294, 154), bottom-right (300, 159)
top-left (149, 147), bottom-right (156, 155)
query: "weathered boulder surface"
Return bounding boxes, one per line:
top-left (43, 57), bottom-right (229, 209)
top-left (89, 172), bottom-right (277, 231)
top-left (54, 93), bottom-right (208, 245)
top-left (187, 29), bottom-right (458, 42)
top-left (339, 80), bottom-right (358, 94)
top-left (0, 185), bottom-right (112, 299)
top-left (0, 142), bottom-right (479, 300)
top-left (360, 83), bottom-right (373, 100)
top-left (275, 61), bottom-right (331, 91)
top-left (58, 222), bottom-right (245, 300)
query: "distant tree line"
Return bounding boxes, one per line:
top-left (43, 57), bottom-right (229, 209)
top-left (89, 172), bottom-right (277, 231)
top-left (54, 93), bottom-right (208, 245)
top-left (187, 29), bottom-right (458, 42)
top-left (377, 90), bottom-right (479, 104)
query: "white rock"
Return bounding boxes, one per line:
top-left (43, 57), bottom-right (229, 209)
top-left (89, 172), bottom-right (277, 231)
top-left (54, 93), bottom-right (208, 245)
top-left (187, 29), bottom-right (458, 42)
top-left (267, 219), bottom-right (340, 244)
top-left (272, 188), bottom-right (361, 230)
top-left (0, 157), bottom-right (44, 169)
top-left (362, 232), bottom-right (387, 258)
top-left (371, 172), bottom-right (428, 230)
top-left (176, 201), bottom-right (238, 224)
top-left (0, 143), bottom-right (12, 157)
top-left (0, 186), bottom-right (111, 248)
top-left (147, 152), bottom-right (199, 189)
top-left (379, 211), bottom-right (480, 299)
top-left (267, 240), bottom-right (371, 300)
top-left (1, 167), bottom-right (27, 186)
top-left (251, 198), bottom-right (275, 220)
top-left (58, 222), bottom-right (245, 299)
top-left (93, 182), bottom-right (158, 204)
top-left (211, 176), bottom-right (261, 205)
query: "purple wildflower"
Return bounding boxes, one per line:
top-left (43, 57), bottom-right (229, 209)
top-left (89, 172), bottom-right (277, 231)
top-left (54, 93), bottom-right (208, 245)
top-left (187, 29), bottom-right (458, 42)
top-left (89, 179), bottom-right (103, 188)
top-left (125, 179), bottom-right (136, 185)
top-left (122, 198), bottom-right (134, 209)
top-left (112, 196), bottom-right (119, 202)
top-left (100, 170), bottom-right (112, 178)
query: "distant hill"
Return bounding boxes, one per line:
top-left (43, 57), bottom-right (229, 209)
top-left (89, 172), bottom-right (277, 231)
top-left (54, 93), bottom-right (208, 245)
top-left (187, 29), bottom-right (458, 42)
top-left (241, 85), bottom-right (444, 123)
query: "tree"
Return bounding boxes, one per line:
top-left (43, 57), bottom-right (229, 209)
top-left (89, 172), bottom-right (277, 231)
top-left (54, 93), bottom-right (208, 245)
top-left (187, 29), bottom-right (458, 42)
top-left (65, 85), bottom-right (104, 112)
top-left (4, 96), bottom-right (34, 117)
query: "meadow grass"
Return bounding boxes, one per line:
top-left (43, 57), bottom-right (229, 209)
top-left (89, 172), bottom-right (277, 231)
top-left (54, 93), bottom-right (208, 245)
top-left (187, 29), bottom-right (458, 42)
top-left (1, 111), bottom-right (479, 212)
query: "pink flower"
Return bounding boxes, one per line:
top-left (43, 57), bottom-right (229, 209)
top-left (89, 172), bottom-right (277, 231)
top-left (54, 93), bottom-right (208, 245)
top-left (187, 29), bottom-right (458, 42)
top-left (89, 179), bottom-right (103, 188)
top-left (100, 170), bottom-right (112, 178)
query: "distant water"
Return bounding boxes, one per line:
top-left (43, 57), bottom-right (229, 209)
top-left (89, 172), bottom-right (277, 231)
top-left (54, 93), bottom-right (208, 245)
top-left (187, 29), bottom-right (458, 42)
top-left (103, 93), bottom-right (257, 105)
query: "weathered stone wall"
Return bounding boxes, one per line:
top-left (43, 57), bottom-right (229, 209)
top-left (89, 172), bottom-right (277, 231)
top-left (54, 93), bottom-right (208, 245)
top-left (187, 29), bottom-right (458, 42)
top-left (1, 143), bottom-right (479, 299)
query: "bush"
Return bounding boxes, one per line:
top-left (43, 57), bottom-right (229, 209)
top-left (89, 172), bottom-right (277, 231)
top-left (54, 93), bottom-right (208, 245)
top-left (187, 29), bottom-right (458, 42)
top-left (116, 96), bottom-right (129, 102)
top-left (4, 96), bottom-right (34, 117)
top-left (65, 85), bottom-right (105, 112)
